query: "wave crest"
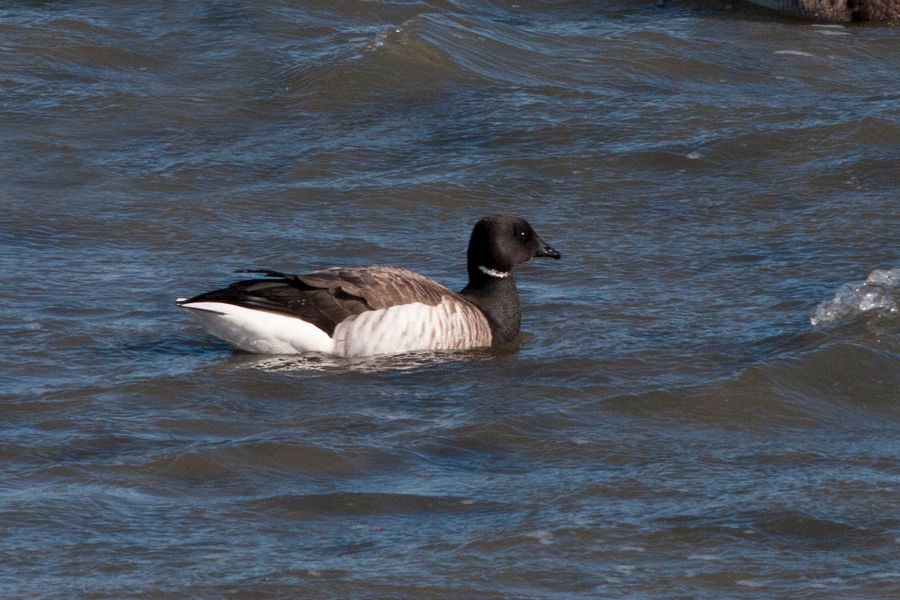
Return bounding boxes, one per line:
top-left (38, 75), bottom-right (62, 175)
top-left (811, 268), bottom-right (900, 326)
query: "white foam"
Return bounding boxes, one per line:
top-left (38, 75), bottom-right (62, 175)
top-left (774, 50), bottom-right (814, 57)
top-left (808, 578), bottom-right (842, 589)
top-left (525, 530), bottom-right (554, 545)
top-left (810, 268), bottom-right (900, 326)
top-left (866, 269), bottom-right (900, 287)
top-left (367, 25), bottom-right (403, 51)
top-left (688, 553), bottom-right (718, 561)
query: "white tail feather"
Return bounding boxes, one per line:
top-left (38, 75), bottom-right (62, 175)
top-left (178, 302), bottom-right (335, 354)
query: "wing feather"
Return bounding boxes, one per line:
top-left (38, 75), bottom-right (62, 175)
top-left (181, 266), bottom-right (470, 338)
top-left (295, 266), bottom-right (452, 309)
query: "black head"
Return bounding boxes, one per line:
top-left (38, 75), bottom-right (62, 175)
top-left (466, 215), bottom-right (560, 277)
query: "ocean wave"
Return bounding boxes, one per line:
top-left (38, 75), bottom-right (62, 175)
top-left (283, 9), bottom-right (599, 110)
top-left (811, 268), bottom-right (900, 326)
top-left (600, 340), bottom-right (900, 429)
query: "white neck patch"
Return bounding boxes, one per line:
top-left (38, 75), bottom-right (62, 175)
top-left (478, 265), bottom-right (510, 279)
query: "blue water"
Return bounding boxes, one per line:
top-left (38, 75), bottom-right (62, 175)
top-left (1, 1), bottom-right (898, 597)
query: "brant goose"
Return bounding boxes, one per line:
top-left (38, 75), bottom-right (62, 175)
top-left (176, 215), bottom-right (560, 356)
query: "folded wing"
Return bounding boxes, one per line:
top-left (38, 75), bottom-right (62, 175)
top-left (180, 266), bottom-right (455, 336)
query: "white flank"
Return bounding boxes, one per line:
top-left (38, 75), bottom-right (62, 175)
top-left (178, 302), bottom-right (335, 354)
top-left (334, 297), bottom-right (492, 357)
top-left (179, 296), bottom-right (491, 357)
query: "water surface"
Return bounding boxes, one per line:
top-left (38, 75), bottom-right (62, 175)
top-left (1, 1), bottom-right (899, 597)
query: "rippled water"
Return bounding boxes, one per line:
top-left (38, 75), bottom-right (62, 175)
top-left (2, 1), bottom-right (899, 597)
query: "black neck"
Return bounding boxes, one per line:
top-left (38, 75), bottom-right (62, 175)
top-left (460, 269), bottom-right (521, 345)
